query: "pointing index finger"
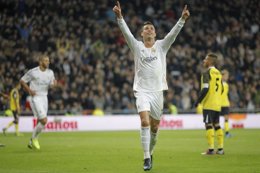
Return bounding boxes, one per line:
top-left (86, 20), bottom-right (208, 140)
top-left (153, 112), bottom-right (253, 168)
top-left (117, 1), bottom-right (121, 9)
top-left (184, 4), bottom-right (187, 10)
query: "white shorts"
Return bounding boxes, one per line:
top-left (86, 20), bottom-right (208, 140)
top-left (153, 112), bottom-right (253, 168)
top-left (29, 95), bottom-right (48, 120)
top-left (134, 91), bottom-right (164, 120)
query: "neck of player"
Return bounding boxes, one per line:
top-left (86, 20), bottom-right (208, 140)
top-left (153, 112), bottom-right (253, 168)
top-left (39, 66), bottom-right (47, 71)
top-left (144, 38), bottom-right (155, 48)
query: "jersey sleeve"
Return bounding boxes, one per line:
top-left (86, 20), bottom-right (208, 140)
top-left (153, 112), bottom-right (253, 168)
top-left (49, 71), bottom-right (56, 86)
top-left (202, 70), bottom-right (210, 88)
top-left (160, 18), bottom-right (185, 52)
top-left (117, 18), bottom-right (139, 54)
top-left (21, 69), bottom-right (33, 83)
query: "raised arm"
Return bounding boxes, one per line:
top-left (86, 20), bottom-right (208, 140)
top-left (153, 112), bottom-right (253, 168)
top-left (161, 5), bottom-right (190, 52)
top-left (113, 1), bottom-right (138, 52)
top-left (113, 1), bottom-right (123, 19)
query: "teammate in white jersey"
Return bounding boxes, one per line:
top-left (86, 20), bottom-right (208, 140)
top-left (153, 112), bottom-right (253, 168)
top-left (113, 1), bottom-right (190, 171)
top-left (20, 55), bottom-right (57, 150)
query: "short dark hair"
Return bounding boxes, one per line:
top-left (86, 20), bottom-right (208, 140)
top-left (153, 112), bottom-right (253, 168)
top-left (207, 53), bottom-right (218, 66)
top-left (143, 21), bottom-right (154, 26)
top-left (142, 21), bottom-right (154, 31)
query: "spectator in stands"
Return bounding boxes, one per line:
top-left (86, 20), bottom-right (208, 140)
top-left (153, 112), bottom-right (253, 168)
top-left (0, 0), bottom-right (258, 115)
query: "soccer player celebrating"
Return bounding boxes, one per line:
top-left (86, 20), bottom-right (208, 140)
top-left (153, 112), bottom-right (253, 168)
top-left (195, 53), bottom-right (224, 155)
top-left (113, 1), bottom-right (190, 170)
top-left (20, 55), bottom-right (57, 150)
top-left (2, 81), bottom-right (23, 136)
top-left (220, 69), bottom-right (232, 138)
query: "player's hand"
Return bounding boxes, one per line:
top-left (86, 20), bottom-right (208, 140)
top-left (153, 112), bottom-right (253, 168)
top-left (50, 79), bottom-right (58, 88)
top-left (181, 5), bottom-right (190, 21)
top-left (194, 101), bottom-right (199, 108)
top-left (113, 1), bottom-right (123, 19)
top-left (29, 89), bottom-right (36, 96)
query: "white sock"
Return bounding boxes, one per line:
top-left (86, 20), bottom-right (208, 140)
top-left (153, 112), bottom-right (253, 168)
top-left (32, 123), bottom-right (45, 139)
top-left (141, 126), bottom-right (150, 159)
top-left (150, 131), bottom-right (158, 155)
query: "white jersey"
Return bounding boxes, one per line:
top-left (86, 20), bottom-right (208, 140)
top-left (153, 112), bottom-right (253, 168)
top-left (118, 18), bottom-right (185, 92)
top-left (21, 67), bottom-right (55, 96)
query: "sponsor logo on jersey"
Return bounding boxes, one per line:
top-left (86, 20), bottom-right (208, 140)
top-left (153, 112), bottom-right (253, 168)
top-left (143, 56), bottom-right (158, 63)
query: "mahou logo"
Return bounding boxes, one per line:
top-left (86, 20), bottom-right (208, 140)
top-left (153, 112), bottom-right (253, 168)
top-left (33, 118), bottom-right (78, 131)
top-left (159, 116), bottom-right (183, 129)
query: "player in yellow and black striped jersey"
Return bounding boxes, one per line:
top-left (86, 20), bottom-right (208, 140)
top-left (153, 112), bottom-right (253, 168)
top-left (194, 53), bottom-right (224, 155)
top-left (220, 69), bottom-right (232, 138)
top-left (2, 82), bottom-right (23, 136)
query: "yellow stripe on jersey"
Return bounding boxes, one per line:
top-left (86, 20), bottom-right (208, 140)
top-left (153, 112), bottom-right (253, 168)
top-left (10, 88), bottom-right (20, 111)
top-left (221, 82), bottom-right (230, 107)
top-left (201, 67), bottom-right (222, 111)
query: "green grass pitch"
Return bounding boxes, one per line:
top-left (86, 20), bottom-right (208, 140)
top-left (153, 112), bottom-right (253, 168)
top-left (0, 129), bottom-right (260, 173)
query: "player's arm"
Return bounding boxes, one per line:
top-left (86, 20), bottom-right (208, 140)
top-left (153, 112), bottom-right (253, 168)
top-left (50, 80), bottom-right (57, 88)
top-left (221, 80), bottom-right (224, 94)
top-left (194, 72), bottom-right (210, 107)
top-left (0, 92), bottom-right (9, 99)
top-left (20, 79), bottom-right (36, 96)
top-left (20, 70), bottom-right (36, 96)
top-left (113, 1), bottom-right (138, 52)
top-left (227, 84), bottom-right (230, 101)
top-left (49, 78), bottom-right (58, 89)
top-left (160, 5), bottom-right (190, 51)
top-left (49, 71), bottom-right (58, 89)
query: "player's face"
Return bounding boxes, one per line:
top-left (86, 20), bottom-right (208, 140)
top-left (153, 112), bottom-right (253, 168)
top-left (141, 24), bottom-right (156, 39)
top-left (203, 56), bottom-right (210, 68)
top-left (40, 57), bottom-right (50, 69)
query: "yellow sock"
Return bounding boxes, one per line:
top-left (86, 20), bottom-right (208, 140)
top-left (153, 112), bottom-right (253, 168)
top-left (216, 128), bottom-right (224, 149)
top-left (224, 121), bottom-right (229, 133)
top-left (206, 129), bottom-right (214, 149)
top-left (15, 124), bottom-right (19, 134)
top-left (6, 122), bottom-right (14, 129)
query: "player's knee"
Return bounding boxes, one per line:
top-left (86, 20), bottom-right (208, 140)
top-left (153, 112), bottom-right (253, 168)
top-left (141, 119), bottom-right (150, 127)
top-left (13, 119), bottom-right (19, 124)
top-left (214, 124), bottom-right (221, 130)
top-left (39, 118), bottom-right (48, 126)
top-left (151, 126), bottom-right (159, 133)
top-left (205, 124), bottom-right (213, 130)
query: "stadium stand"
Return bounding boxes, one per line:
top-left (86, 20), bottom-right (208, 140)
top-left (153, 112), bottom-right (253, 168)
top-left (0, 0), bottom-right (259, 115)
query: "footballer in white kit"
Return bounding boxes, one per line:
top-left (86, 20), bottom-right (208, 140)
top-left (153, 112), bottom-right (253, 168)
top-left (20, 55), bottom-right (57, 150)
top-left (113, 1), bottom-right (190, 171)
top-left (21, 66), bottom-right (55, 119)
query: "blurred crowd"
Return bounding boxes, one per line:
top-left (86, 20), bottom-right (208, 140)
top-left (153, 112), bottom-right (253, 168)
top-left (0, 0), bottom-right (259, 115)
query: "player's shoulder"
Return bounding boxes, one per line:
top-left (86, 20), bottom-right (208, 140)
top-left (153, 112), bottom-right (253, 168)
top-left (46, 68), bottom-right (54, 75)
top-left (26, 67), bottom-right (39, 75)
top-left (209, 67), bottom-right (221, 75)
top-left (30, 67), bottom-right (39, 72)
top-left (155, 40), bottom-right (163, 46)
top-left (47, 68), bottom-right (54, 72)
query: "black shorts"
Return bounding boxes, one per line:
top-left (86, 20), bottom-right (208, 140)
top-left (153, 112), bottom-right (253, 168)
top-left (203, 109), bottom-right (220, 124)
top-left (220, 107), bottom-right (229, 116)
